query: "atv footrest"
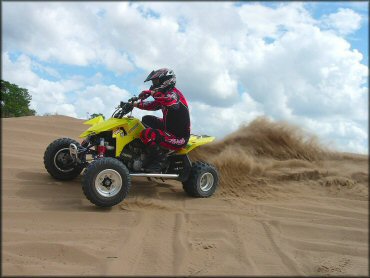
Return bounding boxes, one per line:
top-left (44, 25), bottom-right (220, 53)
top-left (129, 173), bottom-right (179, 179)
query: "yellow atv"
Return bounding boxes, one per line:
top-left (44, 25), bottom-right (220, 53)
top-left (43, 99), bottom-right (219, 207)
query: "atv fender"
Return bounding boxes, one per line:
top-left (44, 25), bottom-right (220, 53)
top-left (176, 135), bottom-right (215, 155)
top-left (83, 116), bottom-right (105, 126)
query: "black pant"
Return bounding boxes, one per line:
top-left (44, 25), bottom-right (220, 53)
top-left (141, 115), bottom-right (188, 150)
top-left (142, 115), bottom-right (164, 130)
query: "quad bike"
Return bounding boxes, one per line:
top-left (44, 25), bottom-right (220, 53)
top-left (43, 96), bottom-right (219, 207)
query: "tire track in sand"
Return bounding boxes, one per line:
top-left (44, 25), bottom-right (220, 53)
top-left (231, 214), bottom-right (259, 275)
top-left (104, 209), bottom-right (187, 275)
top-left (261, 220), bottom-right (303, 275)
top-left (172, 213), bottom-right (187, 275)
top-left (103, 212), bottom-right (150, 275)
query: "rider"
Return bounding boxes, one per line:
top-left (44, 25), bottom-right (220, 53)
top-left (133, 68), bottom-right (191, 173)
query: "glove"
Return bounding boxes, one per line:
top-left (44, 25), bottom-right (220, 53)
top-left (128, 96), bottom-right (139, 103)
top-left (138, 90), bottom-right (152, 100)
top-left (120, 101), bottom-right (133, 108)
top-left (123, 102), bottom-right (133, 111)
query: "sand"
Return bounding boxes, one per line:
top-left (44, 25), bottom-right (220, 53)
top-left (2, 115), bottom-right (368, 276)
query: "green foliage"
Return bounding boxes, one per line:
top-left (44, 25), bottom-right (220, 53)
top-left (89, 113), bottom-right (105, 120)
top-left (1, 80), bottom-right (36, 117)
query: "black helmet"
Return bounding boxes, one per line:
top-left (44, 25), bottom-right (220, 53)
top-left (144, 68), bottom-right (176, 92)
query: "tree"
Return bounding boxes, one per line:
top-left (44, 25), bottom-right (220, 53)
top-left (89, 113), bottom-right (105, 120)
top-left (1, 80), bottom-right (36, 117)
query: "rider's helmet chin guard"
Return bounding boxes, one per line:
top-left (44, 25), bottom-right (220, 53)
top-left (144, 68), bottom-right (176, 92)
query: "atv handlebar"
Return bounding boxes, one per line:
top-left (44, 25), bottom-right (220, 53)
top-left (113, 93), bottom-right (146, 119)
top-left (112, 101), bottom-right (133, 119)
top-left (114, 91), bottom-right (154, 118)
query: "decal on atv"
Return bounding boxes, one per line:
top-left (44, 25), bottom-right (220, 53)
top-left (113, 128), bottom-right (124, 136)
top-left (128, 123), bottom-right (139, 134)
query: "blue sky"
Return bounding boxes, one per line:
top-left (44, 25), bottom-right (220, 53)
top-left (305, 1), bottom-right (369, 65)
top-left (2, 1), bottom-right (369, 154)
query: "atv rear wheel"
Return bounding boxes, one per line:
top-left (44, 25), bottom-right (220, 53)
top-left (44, 138), bottom-right (84, 180)
top-left (182, 161), bottom-right (219, 197)
top-left (82, 158), bottom-right (131, 207)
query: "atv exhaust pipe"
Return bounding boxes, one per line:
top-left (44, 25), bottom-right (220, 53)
top-left (129, 173), bottom-right (179, 179)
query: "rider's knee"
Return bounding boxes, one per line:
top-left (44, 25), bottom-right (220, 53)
top-left (142, 115), bottom-right (154, 126)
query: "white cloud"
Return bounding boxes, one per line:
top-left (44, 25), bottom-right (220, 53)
top-left (74, 84), bottom-right (131, 119)
top-left (100, 49), bottom-right (134, 76)
top-left (55, 104), bottom-right (77, 117)
top-left (298, 117), bottom-right (368, 154)
top-left (2, 2), bottom-right (135, 75)
top-left (2, 2), bottom-right (368, 154)
top-left (2, 52), bottom-right (82, 116)
top-left (3, 3), bottom-right (97, 66)
top-left (321, 8), bottom-right (363, 35)
top-left (238, 2), bottom-right (317, 38)
top-left (238, 24), bottom-right (368, 122)
top-left (2, 53), bottom-right (39, 87)
top-left (189, 92), bottom-right (264, 137)
top-left (2, 52), bottom-right (136, 119)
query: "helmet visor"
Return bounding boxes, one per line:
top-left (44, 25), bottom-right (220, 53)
top-left (144, 70), bottom-right (155, 82)
top-left (152, 78), bottom-right (160, 87)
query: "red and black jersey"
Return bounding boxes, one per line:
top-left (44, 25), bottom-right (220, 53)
top-left (137, 87), bottom-right (191, 140)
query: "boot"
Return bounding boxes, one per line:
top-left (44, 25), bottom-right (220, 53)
top-left (144, 146), bottom-right (168, 173)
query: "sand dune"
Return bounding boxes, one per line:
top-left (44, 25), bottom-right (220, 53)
top-left (2, 115), bottom-right (368, 276)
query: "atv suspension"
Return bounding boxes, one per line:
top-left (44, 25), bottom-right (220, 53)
top-left (69, 143), bottom-right (94, 166)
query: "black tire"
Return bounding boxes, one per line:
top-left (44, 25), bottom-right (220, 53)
top-left (82, 158), bottom-right (131, 207)
top-left (182, 161), bottom-right (219, 197)
top-left (44, 138), bottom-right (84, 180)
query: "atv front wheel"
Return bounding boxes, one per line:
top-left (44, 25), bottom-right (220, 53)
top-left (82, 158), bottom-right (131, 207)
top-left (182, 161), bottom-right (219, 197)
top-left (44, 138), bottom-right (84, 180)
